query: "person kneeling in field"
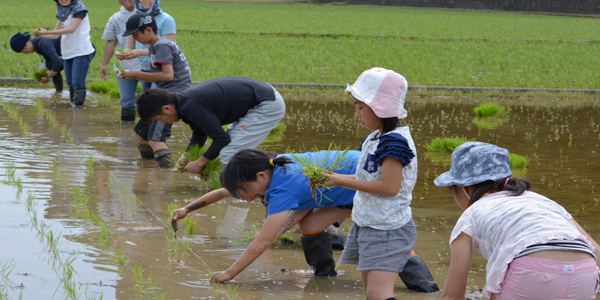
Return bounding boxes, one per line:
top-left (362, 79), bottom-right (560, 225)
top-left (171, 149), bottom-right (441, 292)
top-left (135, 76), bottom-right (286, 173)
top-left (119, 12), bottom-right (191, 167)
top-left (435, 142), bottom-right (600, 300)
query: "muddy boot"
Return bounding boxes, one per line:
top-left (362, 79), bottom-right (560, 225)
top-left (154, 149), bottom-right (174, 168)
top-left (52, 73), bottom-right (63, 92)
top-left (138, 145), bottom-right (154, 159)
top-left (301, 231), bottom-right (337, 276)
top-left (399, 254), bottom-right (440, 293)
top-left (326, 224), bottom-right (346, 250)
top-left (72, 89), bottom-right (86, 106)
top-left (121, 108), bottom-right (136, 122)
top-left (69, 87), bottom-right (75, 103)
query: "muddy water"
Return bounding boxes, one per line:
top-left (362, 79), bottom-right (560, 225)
top-left (0, 87), bottom-right (598, 300)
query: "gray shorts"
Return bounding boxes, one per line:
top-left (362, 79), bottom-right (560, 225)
top-left (219, 86), bottom-right (286, 164)
top-left (339, 219), bottom-right (416, 273)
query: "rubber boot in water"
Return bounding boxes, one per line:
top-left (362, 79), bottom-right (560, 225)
top-left (399, 254), bottom-right (440, 293)
top-left (69, 87), bottom-right (75, 103)
top-left (138, 145), bottom-right (154, 159)
top-left (52, 73), bottom-right (63, 92)
top-left (72, 89), bottom-right (86, 106)
top-left (121, 108), bottom-right (136, 121)
top-left (301, 231), bottom-right (337, 276)
top-left (154, 149), bottom-right (175, 168)
top-left (325, 224), bottom-right (346, 250)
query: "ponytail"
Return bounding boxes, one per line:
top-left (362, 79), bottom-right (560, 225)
top-left (221, 149), bottom-right (294, 199)
top-left (468, 177), bottom-right (533, 207)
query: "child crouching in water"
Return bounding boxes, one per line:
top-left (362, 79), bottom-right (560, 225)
top-left (435, 142), bottom-right (599, 300)
top-left (325, 67), bottom-right (417, 300)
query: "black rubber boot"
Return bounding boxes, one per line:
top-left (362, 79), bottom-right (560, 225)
top-left (138, 145), bottom-right (154, 159)
top-left (69, 87), bottom-right (75, 103)
top-left (326, 225), bottom-right (347, 250)
top-left (301, 231), bottom-right (337, 276)
top-left (72, 89), bottom-right (86, 106)
top-left (52, 73), bottom-right (63, 92)
top-left (121, 108), bottom-right (136, 122)
top-left (399, 255), bottom-right (440, 293)
top-left (154, 149), bottom-right (175, 168)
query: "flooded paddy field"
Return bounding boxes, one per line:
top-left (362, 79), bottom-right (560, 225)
top-left (0, 87), bottom-right (598, 300)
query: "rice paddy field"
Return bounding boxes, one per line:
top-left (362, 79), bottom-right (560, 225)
top-left (1, 0), bottom-right (599, 89)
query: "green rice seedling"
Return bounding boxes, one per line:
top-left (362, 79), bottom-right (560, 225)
top-left (32, 70), bottom-right (48, 81)
top-left (0, 259), bottom-right (16, 285)
top-left (14, 177), bottom-right (23, 191)
top-left (290, 143), bottom-right (355, 204)
top-left (87, 153), bottom-right (94, 169)
top-left (177, 144), bottom-right (223, 188)
top-left (233, 224), bottom-right (260, 244)
top-left (473, 103), bottom-right (508, 117)
top-left (509, 153), bottom-right (529, 168)
top-left (184, 217), bottom-right (196, 235)
top-left (181, 240), bottom-right (190, 251)
top-left (270, 122), bottom-right (287, 135)
top-left (424, 137), bottom-right (473, 153)
top-left (225, 283), bottom-right (239, 300)
top-left (34, 99), bottom-right (44, 115)
top-left (88, 81), bottom-right (119, 94)
top-left (109, 87), bottom-right (120, 99)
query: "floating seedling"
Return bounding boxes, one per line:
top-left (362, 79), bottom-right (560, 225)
top-left (424, 137), bottom-right (473, 153)
top-left (474, 103), bottom-right (508, 117)
top-left (290, 143), bottom-right (355, 204)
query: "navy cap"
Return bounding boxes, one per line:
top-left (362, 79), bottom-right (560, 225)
top-left (434, 142), bottom-right (512, 187)
top-left (10, 32), bottom-right (31, 53)
top-left (122, 13), bottom-right (155, 37)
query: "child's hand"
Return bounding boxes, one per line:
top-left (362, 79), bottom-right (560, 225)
top-left (210, 270), bottom-right (233, 283)
top-left (122, 49), bottom-right (144, 60)
top-left (33, 28), bottom-right (46, 37)
top-left (118, 70), bottom-right (135, 80)
top-left (114, 52), bottom-right (125, 61)
top-left (321, 172), bottom-right (339, 188)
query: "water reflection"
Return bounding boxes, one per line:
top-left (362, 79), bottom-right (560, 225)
top-left (0, 87), bottom-right (599, 299)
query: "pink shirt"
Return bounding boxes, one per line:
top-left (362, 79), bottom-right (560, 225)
top-left (450, 191), bottom-right (595, 298)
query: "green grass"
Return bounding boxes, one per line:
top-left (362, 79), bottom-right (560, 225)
top-left (424, 137), bottom-right (473, 153)
top-left (509, 153), bottom-right (529, 168)
top-left (473, 103), bottom-right (508, 117)
top-left (0, 0), bottom-right (599, 90)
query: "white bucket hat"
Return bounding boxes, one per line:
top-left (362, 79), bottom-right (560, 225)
top-left (346, 67), bottom-right (408, 119)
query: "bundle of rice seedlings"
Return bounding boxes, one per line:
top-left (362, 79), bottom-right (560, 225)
top-left (89, 81), bottom-right (118, 94)
top-left (509, 153), bottom-right (529, 168)
top-left (177, 143), bottom-right (223, 189)
top-left (473, 103), bottom-right (508, 117)
top-left (290, 143), bottom-right (355, 205)
top-left (424, 137), bottom-right (473, 153)
top-left (32, 70), bottom-right (48, 81)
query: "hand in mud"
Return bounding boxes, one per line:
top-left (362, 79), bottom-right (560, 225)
top-left (170, 208), bottom-right (188, 233)
top-left (182, 160), bottom-right (205, 174)
top-left (210, 270), bottom-right (233, 283)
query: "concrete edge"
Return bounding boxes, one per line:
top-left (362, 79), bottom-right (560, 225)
top-left (1, 77), bottom-right (599, 94)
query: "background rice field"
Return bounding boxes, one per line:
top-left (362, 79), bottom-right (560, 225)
top-left (1, 0), bottom-right (599, 89)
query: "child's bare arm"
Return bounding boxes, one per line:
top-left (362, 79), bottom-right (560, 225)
top-left (119, 64), bottom-right (174, 82)
top-left (171, 188), bottom-right (230, 222)
top-left (440, 233), bottom-right (472, 300)
top-left (571, 218), bottom-right (600, 268)
top-left (328, 157), bottom-right (403, 197)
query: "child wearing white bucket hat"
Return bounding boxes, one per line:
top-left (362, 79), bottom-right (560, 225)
top-left (435, 142), bottom-right (600, 300)
top-left (325, 67), bottom-right (422, 300)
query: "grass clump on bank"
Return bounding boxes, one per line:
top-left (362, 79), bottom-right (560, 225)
top-left (89, 81), bottom-right (141, 98)
top-left (424, 137), bottom-right (472, 153)
top-left (474, 103), bottom-right (508, 117)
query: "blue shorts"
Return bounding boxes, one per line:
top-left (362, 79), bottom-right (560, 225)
top-left (133, 119), bottom-right (172, 142)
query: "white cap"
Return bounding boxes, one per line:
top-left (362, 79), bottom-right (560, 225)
top-left (346, 67), bottom-right (408, 119)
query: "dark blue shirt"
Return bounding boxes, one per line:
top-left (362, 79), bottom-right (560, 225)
top-left (32, 37), bottom-right (62, 72)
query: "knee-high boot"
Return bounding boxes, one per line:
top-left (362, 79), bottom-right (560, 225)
top-left (69, 87), bottom-right (75, 103)
top-left (399, 254), bottom-right (440, 292)
top-left (52, 73), bottom-right (63, 92)
top-left (301, 231), bottom-right (337, 276)
top-left (72, 89), bottom-right (86, 106)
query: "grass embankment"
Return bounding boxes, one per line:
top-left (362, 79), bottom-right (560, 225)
top-left (1, 0), bottom-right (599, 90)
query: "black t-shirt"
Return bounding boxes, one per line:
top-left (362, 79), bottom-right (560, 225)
top-left (176, 76), bottom-right (276, 160)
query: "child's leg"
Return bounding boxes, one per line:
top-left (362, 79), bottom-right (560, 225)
top-left (219, 87), bottom-right (285, 164)
top-left (117, 77), bottom-right (138, 121)
top-left (362, 270), bottom-right (398, 300)
top-left (298, 207), bottom-right (351, 276)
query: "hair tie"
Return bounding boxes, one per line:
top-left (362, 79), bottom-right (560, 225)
top-left (269, 159), bottom-right (275, 167)
top-left (503, 177), bottom-right (510, 189)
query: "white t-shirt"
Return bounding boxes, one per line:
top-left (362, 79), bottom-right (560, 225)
top-left (450, 191), bottom-right (595, 298)
top-left (351, 126), bottom-right (417, 230)
top-left (60, 14), bottom-right (95, 60)
top-left (102, 6), bottom-right (141, 71)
